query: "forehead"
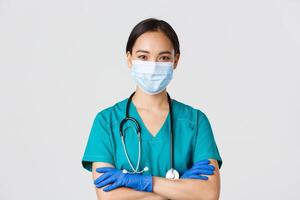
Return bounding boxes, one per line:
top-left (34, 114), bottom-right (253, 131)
top-left (132, 31), bottom-right (174, 53)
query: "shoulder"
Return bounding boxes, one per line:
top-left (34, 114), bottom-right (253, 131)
top-left (93, 97), bottom-right (128, 125)
top-left (172, 98), bottom-right (208, 125)
top-left (92, 96), bottom-right (210, 126)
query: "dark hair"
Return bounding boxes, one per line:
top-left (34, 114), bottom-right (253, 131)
top-left (126, 18), bottom-right (180, 55)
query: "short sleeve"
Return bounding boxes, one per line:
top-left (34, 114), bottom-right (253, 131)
top-left (193, 111), bottom-right (223, 169)
top-left (81, 111), bottom-right (114, 172)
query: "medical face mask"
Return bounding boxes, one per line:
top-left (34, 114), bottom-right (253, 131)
top-left (130, 59), bottom-right (174, 95)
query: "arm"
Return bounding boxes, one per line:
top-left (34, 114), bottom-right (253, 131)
top-left (92, 162), bottom-right (167, 200)
top-left (152, 159), bottom-right (221, 200)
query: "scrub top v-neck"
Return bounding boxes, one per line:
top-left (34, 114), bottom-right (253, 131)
top-left (130, 99), bottom-right (170, 140)
top-left (82, 97), bottom-right (223, 177)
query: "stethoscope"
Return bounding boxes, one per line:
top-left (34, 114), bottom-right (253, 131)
top-left (119, 91), bottom-right (179, 180)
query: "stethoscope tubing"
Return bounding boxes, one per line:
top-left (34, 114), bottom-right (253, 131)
top-left (119, 91), bottom-right (175, 175)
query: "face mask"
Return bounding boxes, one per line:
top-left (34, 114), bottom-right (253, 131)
top-left (130, 59), bottom-right (174, 95)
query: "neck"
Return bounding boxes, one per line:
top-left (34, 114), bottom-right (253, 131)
top-left (132, 86), bottom-right (169, 111)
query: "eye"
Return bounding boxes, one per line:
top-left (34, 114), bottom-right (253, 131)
top-left (138, 55), bottom-right (147, 60)
top-left (160, 56), bottom-right (170, 61)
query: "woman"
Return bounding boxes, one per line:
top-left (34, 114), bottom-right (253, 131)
top-left (82, 18), bottom-right (223, 200)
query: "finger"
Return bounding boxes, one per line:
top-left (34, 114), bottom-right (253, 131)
top-left (96, 167), bottom-right (115, 173)
top-left (199, 175), bottom-right (209, 180)
top-left (188, 175), bottom-right (209, 180)
top-left (208, 164), bottom-right (215, 170)
top-left (181, 174), bottom-right (192, 179)
top-left (103, 182), bottom-right (120, 192)
top-left (188, 169), bottom-right (214, 176)
top-left (96, 175), bottom-right (117, 188)
top-left (193, 159), bottom-right (210, 166)
top-left (192, 165), bottom-right (215, 171)
top-left (94, 170), bottom-right (115, 185)
top-left (197, 169), bottom-right (214, 175)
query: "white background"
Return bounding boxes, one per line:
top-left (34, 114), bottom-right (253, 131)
top-left (0, 0), bottom-right (299, 199)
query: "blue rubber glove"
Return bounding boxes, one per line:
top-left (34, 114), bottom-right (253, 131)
top-left (94, 167), bottom-right (153, 192)
top-left (180, 159), bottom-right (215, 180)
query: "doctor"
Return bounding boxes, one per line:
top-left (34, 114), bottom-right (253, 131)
top-left (82, 18), bottom-right (223, 200)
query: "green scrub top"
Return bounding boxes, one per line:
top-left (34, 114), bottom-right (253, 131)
top-left (81, 97), bottom-right (223, 177)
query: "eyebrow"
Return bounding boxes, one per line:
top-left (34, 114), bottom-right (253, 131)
top-left (135, 50), bottom-right (172, 55)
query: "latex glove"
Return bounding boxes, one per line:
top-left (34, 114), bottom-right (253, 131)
top-left (180, 159), bottom-right (215, 180)
top-left (94, 167), bottom-right (152, 192)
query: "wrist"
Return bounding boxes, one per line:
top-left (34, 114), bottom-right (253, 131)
top-left (139, 174), bottom-right (153, 192)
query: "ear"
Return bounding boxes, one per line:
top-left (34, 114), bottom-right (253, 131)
top-left (126, 51), bottom-right (132, 69)
top-left (173, 53), bottom-right (180, 69)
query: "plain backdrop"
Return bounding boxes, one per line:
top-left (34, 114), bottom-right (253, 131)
top-left (0, 0), bottom-right (299, 199)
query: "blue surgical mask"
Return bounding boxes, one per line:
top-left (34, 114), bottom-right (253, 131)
top-left (130, 59), bottom-right (174, 95)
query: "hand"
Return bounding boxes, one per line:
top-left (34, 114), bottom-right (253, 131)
top-left (94, 167), bottom-right (153, 192)
top-left (180, 159), bottom-right (215, 180)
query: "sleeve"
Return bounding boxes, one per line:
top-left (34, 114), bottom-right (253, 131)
top-left (193, 110), bottom-right (223, 169)
top-left (81, 111), bottom-right (114, 172)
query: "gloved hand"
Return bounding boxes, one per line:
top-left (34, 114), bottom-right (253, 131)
top-left (94, 167), bottom-right (152, 192)
top-left (180, 159), bottom-right (215, 180)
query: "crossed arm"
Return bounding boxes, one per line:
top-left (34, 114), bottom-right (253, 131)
top-left (92, 159), bottom-right (220, 200)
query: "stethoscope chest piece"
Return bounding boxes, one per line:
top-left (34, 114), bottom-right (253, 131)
top-left (165, 168), bottom-right (179, 180)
